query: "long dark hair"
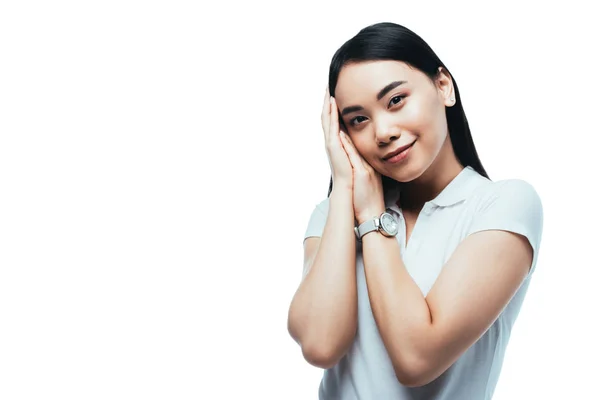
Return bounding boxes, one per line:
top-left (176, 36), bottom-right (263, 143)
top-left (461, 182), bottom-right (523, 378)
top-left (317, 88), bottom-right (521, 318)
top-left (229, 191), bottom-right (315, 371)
top-left (326, 22), bottom-right (489, 197)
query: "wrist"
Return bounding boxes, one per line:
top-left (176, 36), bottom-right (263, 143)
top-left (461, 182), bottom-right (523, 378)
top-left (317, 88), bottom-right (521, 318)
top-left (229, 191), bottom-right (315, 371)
top-left (331, 179), bottom-right (353, 193)
top-left (355, 209), bottom-right (399, 239)
top-left (330, 185), bottom-right (353, 199)
top-left (356, 208), bottom-right (385, 225)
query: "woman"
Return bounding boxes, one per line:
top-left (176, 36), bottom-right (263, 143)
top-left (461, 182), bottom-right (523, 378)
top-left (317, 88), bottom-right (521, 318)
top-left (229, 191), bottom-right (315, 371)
top-left (287, 22), bottom-right (543, 399)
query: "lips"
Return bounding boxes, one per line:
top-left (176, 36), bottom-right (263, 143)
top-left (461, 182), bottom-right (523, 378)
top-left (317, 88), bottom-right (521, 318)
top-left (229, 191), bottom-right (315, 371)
top-left (383, 141), bottom-right (416, 160)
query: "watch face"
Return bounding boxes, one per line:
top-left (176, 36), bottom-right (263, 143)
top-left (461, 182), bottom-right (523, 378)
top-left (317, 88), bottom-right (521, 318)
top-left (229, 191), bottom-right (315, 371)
top-left (380, 213), bottom-right (399, 236)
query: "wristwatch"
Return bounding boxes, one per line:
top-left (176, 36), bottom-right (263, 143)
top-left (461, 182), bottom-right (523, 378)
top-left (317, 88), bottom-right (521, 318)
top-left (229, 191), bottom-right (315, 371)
top-left (354, 211), bottom-right (399, 240)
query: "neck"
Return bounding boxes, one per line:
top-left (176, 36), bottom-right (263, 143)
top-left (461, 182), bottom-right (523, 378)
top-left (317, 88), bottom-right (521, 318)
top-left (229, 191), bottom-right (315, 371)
top-left (398, 136), bottom-right (464, 212)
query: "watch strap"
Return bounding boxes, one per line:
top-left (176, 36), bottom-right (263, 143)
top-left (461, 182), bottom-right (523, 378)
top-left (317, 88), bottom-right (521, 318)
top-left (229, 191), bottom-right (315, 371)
top-left (354, 217), bottom-right (380, 240)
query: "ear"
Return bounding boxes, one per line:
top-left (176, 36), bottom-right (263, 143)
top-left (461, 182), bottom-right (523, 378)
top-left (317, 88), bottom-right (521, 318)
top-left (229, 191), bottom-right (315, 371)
top-left (436, 66), bottom-right (456, 107)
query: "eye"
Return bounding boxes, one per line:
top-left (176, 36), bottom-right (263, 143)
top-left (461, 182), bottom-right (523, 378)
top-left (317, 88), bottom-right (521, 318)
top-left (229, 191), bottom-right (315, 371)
top-left (349, 116), bottom-right (368, 127)
top-left (389, 95), bottom-right (406, 107)
top-left (347, 95), bottom-right (406, 127)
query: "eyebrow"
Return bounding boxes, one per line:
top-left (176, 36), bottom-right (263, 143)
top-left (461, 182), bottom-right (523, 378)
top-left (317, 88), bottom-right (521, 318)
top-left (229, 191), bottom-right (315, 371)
top-left (340, 80), bottom-right (407, 116)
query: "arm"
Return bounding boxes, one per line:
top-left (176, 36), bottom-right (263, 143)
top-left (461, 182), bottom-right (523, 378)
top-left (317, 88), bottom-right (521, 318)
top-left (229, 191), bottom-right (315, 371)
top-left (287, 186), bottom-right (357, 369)
top-left (361, 226), bottom-right (533, 386)
top-left (360, 181), bottom-right (542, 387)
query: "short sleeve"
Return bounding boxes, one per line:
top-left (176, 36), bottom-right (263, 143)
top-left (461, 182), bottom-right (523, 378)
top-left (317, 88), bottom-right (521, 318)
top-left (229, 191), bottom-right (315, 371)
top-left (466, 179), bottom-right (544, 276)
top-left (303, 198), bottom-right (330, 241)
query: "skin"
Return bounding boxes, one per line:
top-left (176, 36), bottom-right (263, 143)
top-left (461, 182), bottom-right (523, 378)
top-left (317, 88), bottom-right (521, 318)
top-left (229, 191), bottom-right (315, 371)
top-left (334, 60), bottom-right (463, 216)
top-left (288, 59), bottom-right (534, 386)
top-left (286, 90), bottom-right (358, 369)
top-left (329, 61), bottom-right (534, 386)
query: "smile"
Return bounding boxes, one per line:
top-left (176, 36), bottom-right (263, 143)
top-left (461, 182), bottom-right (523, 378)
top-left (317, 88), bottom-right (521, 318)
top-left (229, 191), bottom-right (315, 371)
top-left (383, 141), bottom-right (415, 164)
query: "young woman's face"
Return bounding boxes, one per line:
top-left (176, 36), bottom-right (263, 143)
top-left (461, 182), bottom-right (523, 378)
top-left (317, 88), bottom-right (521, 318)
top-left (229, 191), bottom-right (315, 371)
top-left (334, 60), bottom-right (455, 183)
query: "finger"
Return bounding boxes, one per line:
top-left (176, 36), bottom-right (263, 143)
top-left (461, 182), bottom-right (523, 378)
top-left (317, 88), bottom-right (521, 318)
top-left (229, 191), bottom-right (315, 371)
top-left (340, 132), bottom-right (361, 168)
top-left (341, 132), bottom-right (370, 171)
top-left (321, 87), bottom-right (330, 134)
top-left (338, 130), bottom-right (352, 163)
top-left (329, 97), bottom-right (340, 146)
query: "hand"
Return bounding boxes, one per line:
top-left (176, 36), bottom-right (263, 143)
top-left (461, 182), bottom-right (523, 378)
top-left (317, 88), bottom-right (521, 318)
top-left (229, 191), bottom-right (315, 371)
top-left (321, 88), bottom-right (353, 189)
top-left (339, 131), bottom-right (386, 224)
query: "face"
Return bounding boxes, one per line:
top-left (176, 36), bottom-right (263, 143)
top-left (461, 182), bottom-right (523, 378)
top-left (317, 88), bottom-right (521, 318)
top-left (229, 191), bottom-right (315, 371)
top-left (334, 60), bottom-right (456, 183)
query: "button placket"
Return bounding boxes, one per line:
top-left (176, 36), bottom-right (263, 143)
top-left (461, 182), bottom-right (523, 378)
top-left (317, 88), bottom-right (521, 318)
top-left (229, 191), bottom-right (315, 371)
top-left (396, 212), bottom-right (406, 253)
top-left (409, 203), bottom-right (435, 250)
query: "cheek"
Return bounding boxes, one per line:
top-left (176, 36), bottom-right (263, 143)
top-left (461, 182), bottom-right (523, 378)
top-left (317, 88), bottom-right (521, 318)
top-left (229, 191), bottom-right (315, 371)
top-left (405, 100), bottom-right (447, 142)
top-left (407, 106), bottom-right (447, 158)
top-left (408, 100), bottom-right (438, 128)
top-left (354, 139), bottom-right (381, 165)
top-left (354, 140), bottom-right (371, 158)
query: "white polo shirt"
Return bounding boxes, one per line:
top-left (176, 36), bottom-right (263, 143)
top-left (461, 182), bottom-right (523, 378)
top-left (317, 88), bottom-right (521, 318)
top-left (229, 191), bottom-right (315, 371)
top-left (303, 166), bottom-right (544, 400)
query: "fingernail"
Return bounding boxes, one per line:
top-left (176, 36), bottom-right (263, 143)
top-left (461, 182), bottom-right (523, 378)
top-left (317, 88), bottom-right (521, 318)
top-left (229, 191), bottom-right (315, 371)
top-left (330, 97), bottom-right (334, 104)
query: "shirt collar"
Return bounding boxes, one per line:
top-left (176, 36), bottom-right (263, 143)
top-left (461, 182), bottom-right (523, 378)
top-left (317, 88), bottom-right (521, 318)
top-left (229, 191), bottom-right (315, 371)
top-left (384, 165), bottom-right (486, 212)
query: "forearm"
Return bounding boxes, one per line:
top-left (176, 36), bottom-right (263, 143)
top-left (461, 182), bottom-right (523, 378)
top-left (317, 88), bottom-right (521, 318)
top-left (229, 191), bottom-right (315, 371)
top-left (361, 230), bottom-right (433, 379)
top-left (289, 186), bottom-right (357, 365)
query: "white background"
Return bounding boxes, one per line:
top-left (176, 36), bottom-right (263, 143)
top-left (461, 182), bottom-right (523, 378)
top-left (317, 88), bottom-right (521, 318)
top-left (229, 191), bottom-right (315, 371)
top-left (1, 1), bottom-right (598, 399)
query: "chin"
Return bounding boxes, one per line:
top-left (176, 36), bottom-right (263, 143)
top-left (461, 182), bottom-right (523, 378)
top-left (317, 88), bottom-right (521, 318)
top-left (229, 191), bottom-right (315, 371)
top-left (393, 170), bottom-right (421, 183)
top-left (385, 158), bottom-right (425, 184)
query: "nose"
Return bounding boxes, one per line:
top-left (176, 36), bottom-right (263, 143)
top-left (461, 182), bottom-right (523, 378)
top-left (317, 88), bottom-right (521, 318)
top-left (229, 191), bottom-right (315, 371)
top-left (374, 117), bottom-right (401, 146)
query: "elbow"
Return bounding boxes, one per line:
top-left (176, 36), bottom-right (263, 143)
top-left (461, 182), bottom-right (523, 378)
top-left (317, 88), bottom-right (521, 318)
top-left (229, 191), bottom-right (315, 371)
top-left (301, 342), bottom-right (343, 369)
top-left (287, 301), bottom-right (355, 369)
top-left (393, 354), bottom-right (435, 388)
top-left (395, 371), bottom-right (434, 388)
top-left (287, 313), bottom-right (353, 369)
top-left (287, 317), bottom-right (345, 369)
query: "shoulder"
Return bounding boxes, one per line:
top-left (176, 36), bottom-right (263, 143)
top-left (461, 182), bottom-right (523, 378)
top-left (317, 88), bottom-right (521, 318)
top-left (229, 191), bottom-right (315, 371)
top-left (470, 178), bottom-right (543, 213)
top-left (303, 197), bottom-right (331, 240)
top-left (315, 197), bottom-right (330, 214)
top-left (465, 178), bottom-right (544, 267)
